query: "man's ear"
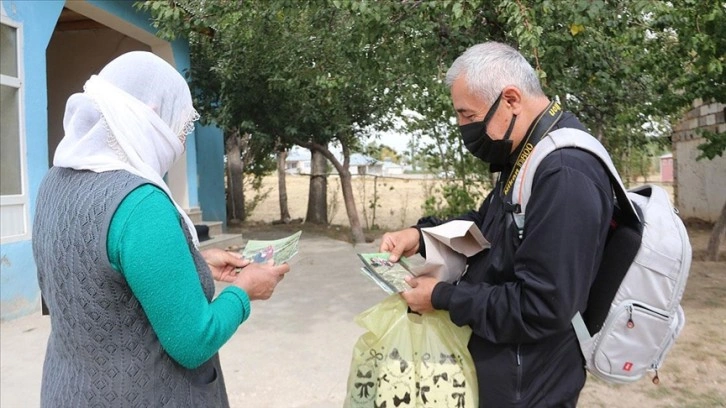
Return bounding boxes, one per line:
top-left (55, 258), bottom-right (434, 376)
top-left (501, 86), bottom-right (523, 115)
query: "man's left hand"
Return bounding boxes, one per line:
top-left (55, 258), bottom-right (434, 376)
top-left (401, 275), bottom-right (439, 313)
top-left (201, 248), bottom-right (250, 283)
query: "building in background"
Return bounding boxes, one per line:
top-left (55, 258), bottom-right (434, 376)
top-left (0, 0), bottom-right (229, 320)
top-left (660, 153), bottom-right (674, 183)
top-left (671, 99), bottom-right (726, 222)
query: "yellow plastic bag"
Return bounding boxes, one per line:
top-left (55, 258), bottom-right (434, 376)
top-left (344, 295), bottom-right (478, 408)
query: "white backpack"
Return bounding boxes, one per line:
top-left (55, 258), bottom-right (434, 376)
top-left (511, 128), bottom-right (692, 384)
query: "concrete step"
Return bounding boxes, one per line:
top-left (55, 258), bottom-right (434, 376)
top-left (200, 221), bottom-right (223, 237)
top-left (199, 233), bottom-right (245, 251)
top-left (187, 207), bottom-right (203, 224)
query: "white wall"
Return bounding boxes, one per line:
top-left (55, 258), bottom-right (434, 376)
top-left (675, 139), bottom-right (726, 222)
top-left (673, 100), bottom-right (726, 222)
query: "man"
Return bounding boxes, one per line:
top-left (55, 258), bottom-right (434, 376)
top-left (380, 42), bottom-right (614, 407)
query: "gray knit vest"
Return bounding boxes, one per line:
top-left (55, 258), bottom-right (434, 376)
top-left (33, 167), bottom-right (229, 408)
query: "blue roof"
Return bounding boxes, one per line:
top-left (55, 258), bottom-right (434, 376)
top-left (348, 153), bottom-right (378, 166)
top-left (285, 148), bottom-right (378, 166)
top-left (286, 148), bottom-right (311, 161)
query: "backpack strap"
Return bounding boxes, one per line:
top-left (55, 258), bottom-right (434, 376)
top-left (511, 127), bottom-right (643, 347)
top-left (511, 127), bottom-right (640, 232)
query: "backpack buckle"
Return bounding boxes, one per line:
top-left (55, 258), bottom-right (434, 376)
top-left (504, 202), bottom-right (521, 214)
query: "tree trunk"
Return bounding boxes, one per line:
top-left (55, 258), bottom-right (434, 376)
top-left (595, 124), bottom-right (605, 143)
top-left (408, 134), bottom-right (417, 172)
top-left (306, 149), bottom-right (328, 224)
top-left (277, 150), bottom-right (291, 223)
top-left (302, 141), bottom-right (366, 243)
top-left (338, 167), bottom-right (366, 243)
top-left (226, 128), bottom-right (246, 223)
top-left (434, 128), bottom-right (449, 176)
top-left (706, 200), bottom-right (726, 261)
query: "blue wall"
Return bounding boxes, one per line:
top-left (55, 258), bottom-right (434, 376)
top-left (0, 1), bottom-right (64, 320)
top-left (0, 0), bottom-right (225, 320)
top-left (196, 125), bottom-right (227, 223)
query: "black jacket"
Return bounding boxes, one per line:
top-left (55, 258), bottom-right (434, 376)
top-left (420, 112), bottom-right (613, 407)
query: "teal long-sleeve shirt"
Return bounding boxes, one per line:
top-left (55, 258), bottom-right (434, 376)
top-left (107, 184), bottom-right (250, 369)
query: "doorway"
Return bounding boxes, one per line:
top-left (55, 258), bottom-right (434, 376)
top-left (46, 6), bottom-right (151, 163)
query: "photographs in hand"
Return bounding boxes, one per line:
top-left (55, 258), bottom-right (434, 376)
top-left (357, 252), bottom-right (415, 294)
top-left (235, 231), bottom-right (302, 273)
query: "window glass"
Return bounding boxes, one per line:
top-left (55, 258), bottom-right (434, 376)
top-left (0, 84), bottom-right (21, 195)
top-left (0, 19), bottom-right (26, 241)
top-left (0, 24), bottom-right (17, 77)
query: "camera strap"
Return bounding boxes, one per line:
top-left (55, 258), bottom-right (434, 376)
top-left (502, 100), bottom-right (563, 200)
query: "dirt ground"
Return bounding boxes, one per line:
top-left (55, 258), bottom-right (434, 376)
top-left (241, 174), bottom-right (725, 407)
top-left (577, 226), bottom-right (726, 408)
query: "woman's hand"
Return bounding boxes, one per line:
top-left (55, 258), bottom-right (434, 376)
top-left (232, 261), bottom-right (290, 300)
top-left (201, 248), bottom-right (249, 283)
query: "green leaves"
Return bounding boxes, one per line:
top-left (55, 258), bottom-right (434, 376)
top-left (569, 23), bottom-right (584, 36)
top-left (697, 130), bottom-right (726, 161)
top-left (134, 0), bottom-right (725, 189)
top-left (452, 2), bottom-right (464, 20)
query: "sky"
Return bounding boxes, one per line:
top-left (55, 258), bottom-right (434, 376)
top-left (372, 131), bottom-right (417, 154)
top-left (361, 110), bottom-right (439, 154)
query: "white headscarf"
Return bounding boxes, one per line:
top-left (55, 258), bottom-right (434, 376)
top-left (54, 51), bottom-right (201, 247)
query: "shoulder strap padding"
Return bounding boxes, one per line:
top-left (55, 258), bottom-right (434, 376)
top-left (512, 128), bottom-right (640, 224)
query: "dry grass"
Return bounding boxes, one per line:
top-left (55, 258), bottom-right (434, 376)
top-left (578, 223), bottom-right (726, 408)
top-left (245, 174), bottom-right (442, 232)
top-left (240, 174), bottom-right (726, 407)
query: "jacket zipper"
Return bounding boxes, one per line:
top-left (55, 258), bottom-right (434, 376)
top-left (516, 344), bottom-right (522, 400)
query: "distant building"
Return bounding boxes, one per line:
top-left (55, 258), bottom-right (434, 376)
top-left (671, 99), bottom-right (726, 222)
top-left (284, 147), bottom-right (404, 177)
top-left (348, 153), bottom-right (379, 175)
top-left (381, 159), bottom-right (405, 176)
top-left (285, 148), bottom-right (312, 174)
top-left (659, 153), bottom-right (674, 183)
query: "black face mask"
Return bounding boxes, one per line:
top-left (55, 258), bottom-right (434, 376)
top-left (459, 92), bottom-right (517, 171)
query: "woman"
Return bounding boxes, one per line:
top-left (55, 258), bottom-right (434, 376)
top-left (32, 51), bottom-right (290, 407)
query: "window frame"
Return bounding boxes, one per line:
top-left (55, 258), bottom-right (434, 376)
top-left (0, 14), bottom-right (30, 244)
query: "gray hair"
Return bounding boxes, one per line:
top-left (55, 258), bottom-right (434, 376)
top-left (445, 42), bottom-right (544, 104)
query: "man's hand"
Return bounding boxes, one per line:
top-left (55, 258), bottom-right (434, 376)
top-left (201, 248), bottom-right (249, 283)
top-left (379, 227), bottom-right (420, 262)
top-left (232, 261), bottom-right (290, 301)
top-left (400, 275), bottom-right (438, 313)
